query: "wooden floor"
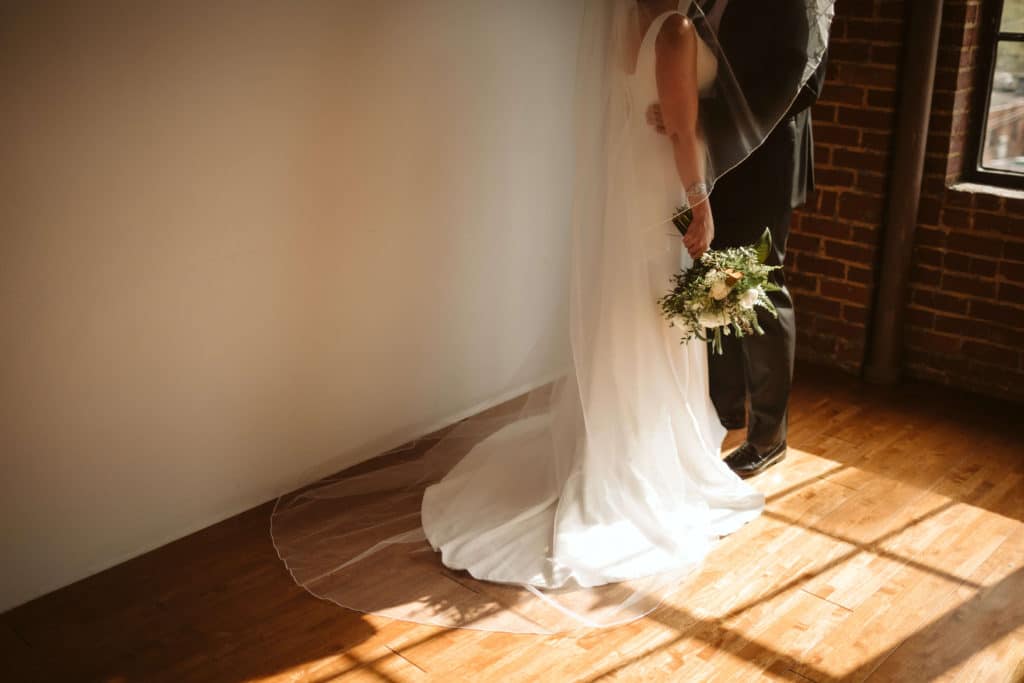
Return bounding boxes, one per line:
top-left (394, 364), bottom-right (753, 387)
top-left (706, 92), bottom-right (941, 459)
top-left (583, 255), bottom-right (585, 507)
top-left (3, 365), bottom-right (1024, 682)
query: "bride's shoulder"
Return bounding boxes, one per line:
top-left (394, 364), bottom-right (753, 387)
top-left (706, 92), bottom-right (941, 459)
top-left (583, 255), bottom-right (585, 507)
top-left (655, 13), bottom-right (696, 51)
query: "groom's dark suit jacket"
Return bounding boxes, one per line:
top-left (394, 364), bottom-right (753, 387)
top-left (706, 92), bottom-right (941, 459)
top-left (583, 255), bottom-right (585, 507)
top-left (701, 0), bottom-right (827, 220)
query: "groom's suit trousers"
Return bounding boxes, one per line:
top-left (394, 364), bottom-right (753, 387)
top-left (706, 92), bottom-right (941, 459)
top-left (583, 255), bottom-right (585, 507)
top-left (707, 114), bottom-right (801, 450)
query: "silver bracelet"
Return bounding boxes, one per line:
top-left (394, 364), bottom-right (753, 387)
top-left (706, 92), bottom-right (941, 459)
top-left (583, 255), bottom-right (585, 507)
top-left (685, 182), bottom-right (709, 200)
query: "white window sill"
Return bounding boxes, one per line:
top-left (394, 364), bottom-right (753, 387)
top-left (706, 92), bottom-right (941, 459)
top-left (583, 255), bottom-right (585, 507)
top-left (949, 182), bottom-right (1024, 201)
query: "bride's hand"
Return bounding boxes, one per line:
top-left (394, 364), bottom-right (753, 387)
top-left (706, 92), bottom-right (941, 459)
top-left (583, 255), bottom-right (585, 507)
top-left (646, 103), bottom-right (666, 135)
top-left (683, 201), bottom-right (713, 259)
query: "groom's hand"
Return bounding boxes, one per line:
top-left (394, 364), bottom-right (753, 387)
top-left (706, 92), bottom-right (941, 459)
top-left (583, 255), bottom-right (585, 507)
top-left (684, 201), bottom-right (714, 259)
top-left (646, 104), bottom-right (667, 135)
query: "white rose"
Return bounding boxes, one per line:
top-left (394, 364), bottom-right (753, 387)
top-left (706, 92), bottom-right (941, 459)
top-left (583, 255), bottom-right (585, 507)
top-left (740, 286), bottom-right (762, 310)
top-left (710, 281), bottom-right (731, 300)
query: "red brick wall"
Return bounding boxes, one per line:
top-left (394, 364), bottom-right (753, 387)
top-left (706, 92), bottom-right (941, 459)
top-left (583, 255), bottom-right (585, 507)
top-left (789, 0), bottom-right (1024, 402)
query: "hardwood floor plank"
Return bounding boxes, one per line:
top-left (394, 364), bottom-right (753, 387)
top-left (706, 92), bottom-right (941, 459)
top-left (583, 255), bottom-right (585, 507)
top-left (0, 618), bottom-right (48, 682)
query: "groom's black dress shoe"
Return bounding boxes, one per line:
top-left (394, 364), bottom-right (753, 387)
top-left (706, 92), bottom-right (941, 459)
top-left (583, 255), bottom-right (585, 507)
top-left (724, 441), bottom-right (787, 478)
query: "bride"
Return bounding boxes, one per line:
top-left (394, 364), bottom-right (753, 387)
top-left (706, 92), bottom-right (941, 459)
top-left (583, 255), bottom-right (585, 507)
top-left (420, 0), bottom-right (762, 591)
top-left (272, 0), bottom-right (832, 633)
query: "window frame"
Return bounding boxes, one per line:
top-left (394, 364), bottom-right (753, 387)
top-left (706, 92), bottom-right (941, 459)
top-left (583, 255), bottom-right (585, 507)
top-left (967, 0), bottom-right (1024, 190)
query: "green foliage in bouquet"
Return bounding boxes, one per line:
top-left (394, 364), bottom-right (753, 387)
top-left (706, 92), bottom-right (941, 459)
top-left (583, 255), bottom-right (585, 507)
top-left (659, 207), bottom-right (782, 355)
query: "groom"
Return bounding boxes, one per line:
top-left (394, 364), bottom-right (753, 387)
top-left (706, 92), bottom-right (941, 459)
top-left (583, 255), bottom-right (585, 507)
top-left (653, 0), bottom-right (828, 477)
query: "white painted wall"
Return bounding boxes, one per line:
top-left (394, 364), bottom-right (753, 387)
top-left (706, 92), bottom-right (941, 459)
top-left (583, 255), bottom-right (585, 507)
top-left (0, 0), bottom-right (581, 612)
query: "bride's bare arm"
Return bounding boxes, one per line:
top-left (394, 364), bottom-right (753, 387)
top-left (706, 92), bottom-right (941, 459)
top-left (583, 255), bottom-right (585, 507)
top-left (655, 15), bottom-right (713, 259)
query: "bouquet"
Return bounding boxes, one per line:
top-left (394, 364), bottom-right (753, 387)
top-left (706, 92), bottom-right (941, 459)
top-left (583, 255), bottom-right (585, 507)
top-left (658, 207), bottom-right (781, 355)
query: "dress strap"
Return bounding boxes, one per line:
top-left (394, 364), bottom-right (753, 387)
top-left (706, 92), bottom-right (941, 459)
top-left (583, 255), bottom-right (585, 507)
top-left (636, 10), bottom-right (684, 72)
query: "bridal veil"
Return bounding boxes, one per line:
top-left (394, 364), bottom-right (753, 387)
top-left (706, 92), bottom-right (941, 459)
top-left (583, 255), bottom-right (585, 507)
top-left (272, 0), bottom-right (833, 634)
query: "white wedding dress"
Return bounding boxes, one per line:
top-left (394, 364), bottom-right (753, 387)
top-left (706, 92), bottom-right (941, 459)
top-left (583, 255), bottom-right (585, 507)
top-left (421, 10), bottom-right (764, 591)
